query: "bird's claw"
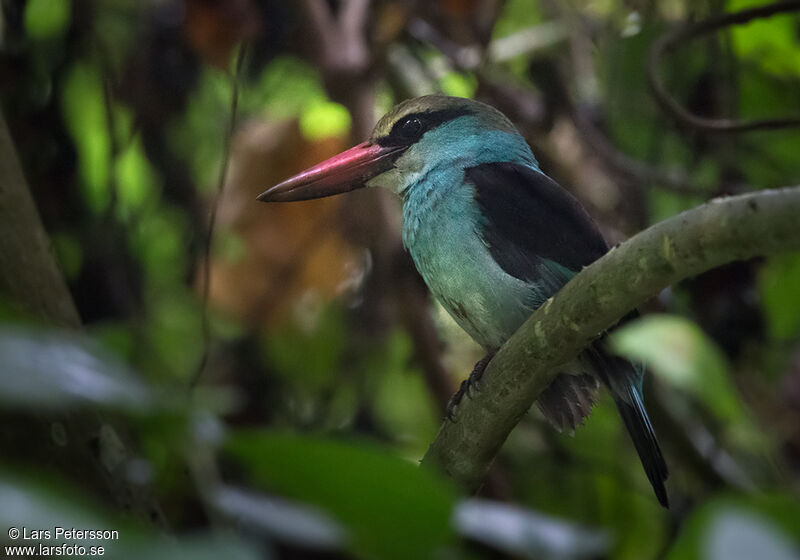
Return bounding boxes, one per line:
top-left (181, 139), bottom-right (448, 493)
top-left (445, 380), bottom-right (468, 422)
top-left (445, 352), bottom-right (495, 422)
top-left (445, 397), bottom-right (459, 423)
top-left (466, 377), bottom-right (482, 396)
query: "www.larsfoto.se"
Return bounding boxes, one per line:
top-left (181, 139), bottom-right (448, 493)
top-left (4, 543), bottom-right (106, 557)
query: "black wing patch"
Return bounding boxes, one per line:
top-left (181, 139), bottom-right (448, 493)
top-left (467, 162), bottom-right (609, 283)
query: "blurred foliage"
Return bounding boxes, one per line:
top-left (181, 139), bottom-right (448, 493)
top-left (1, 0), bottom-right (800, 559)
top-left (227, 431), bottom-right (456, 559)
top-left (23, 0), bottom-right (70, 40)
top-left (666, 494), bottom-right (800, 560)
top-left (612, 316), bottom-right (744, 428)
top-left (0, 325), bottom-right (153, 411)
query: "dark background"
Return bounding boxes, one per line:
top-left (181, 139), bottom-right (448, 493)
top-left (1, 1), bottom-right (800, 559)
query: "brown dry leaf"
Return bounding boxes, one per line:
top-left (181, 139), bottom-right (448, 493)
top-left (203, 119), bottom-right (362, 328)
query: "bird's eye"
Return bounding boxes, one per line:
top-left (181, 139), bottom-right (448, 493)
top-left (381, 114), bottom-right (429, 147)
top-left (399, 117), bottom-right (423, 139)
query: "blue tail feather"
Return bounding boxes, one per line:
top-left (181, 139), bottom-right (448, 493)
top-left (588, 347), bottom-right (669, 507)
top-left (613, 383), bottom-right (669, 507)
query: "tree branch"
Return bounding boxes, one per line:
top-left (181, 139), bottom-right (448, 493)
top-left (647, 1), bottom-right (800, 134)
top-left (421, 186), bottom-right (800, 491)
top-left (0, 116), bottom-right (82, 327)
top-left (570, 105), bottom-right (709, 196)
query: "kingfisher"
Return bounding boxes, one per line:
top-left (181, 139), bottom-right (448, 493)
top-left (257, 95), bottom-right (668, 507)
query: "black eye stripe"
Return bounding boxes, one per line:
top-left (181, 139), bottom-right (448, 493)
top-left (400, 117), bottom-right (422, 136)
top-left (377, 107), bottom-right (474, 147)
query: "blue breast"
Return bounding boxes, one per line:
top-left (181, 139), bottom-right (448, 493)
top-left (400, 148), bottom-right (545, 350)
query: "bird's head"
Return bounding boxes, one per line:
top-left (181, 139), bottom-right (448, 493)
top-left (257, 95), bottom-right (535, 202)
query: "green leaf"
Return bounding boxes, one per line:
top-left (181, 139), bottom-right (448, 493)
top-left (439, 72), bottom-right (477, 98)
top-left (24, 0), bottom-right (71, 39)
top-left (609, 314), bottom-right (769, 457)
top-left (609, 315), bottom-right (744, 423)
top-left (728, 0), bottom-right (800, 77)
top-left (492, 0), bottom-right (543, 40)
top-left (61, 63), bottom-right (110, 214)
top-left (300, 100), bottom-right (351, 141)
top-left (0, 325), bottom-right (151, 411)
top-left (115, 137), bottom-right (159, 219)
top-left (704, 510), bottom-right (797, 560)
top-left (226, 431), bottom-right (456, 560)
top-left (760, 253), bottom-right (800, 339)
top-left (169, 55), bottom-right (332, 189)
top-left (666, 494), bottom-right (800, 560)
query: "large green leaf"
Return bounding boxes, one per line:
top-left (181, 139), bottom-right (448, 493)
top-left (666, 494), bottom-right (800, 560)
top-left (226, 431), bottom-right (456, 560)
top-left (609, 315), bottom-right (746, 425)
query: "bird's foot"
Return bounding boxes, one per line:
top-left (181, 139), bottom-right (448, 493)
top-left (446, 352), bottom-right (495, 421)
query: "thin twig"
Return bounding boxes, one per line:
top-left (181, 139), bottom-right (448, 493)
top-left (101, 74), bottom-right (122, 220)
top-left (191, 44), bottom-right (246, 389)
top-left (648, 1), bottom-right (800, 133)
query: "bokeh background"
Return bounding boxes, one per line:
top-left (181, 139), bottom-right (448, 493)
top-left (1, 0), bottom-right (800, 559)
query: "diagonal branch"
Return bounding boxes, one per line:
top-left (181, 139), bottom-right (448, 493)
top-left (421, 186), bottom-right (800, 491)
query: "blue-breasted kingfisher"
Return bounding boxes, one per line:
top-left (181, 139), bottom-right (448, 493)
top-left (257, 95), bottom-right (669, 507)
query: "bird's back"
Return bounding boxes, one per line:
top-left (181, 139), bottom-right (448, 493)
top-left (401, 158), bottom-right (669, 506)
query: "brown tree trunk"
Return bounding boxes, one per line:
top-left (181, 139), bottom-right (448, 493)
top-left (0, 110), bottom-right (164, 526)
